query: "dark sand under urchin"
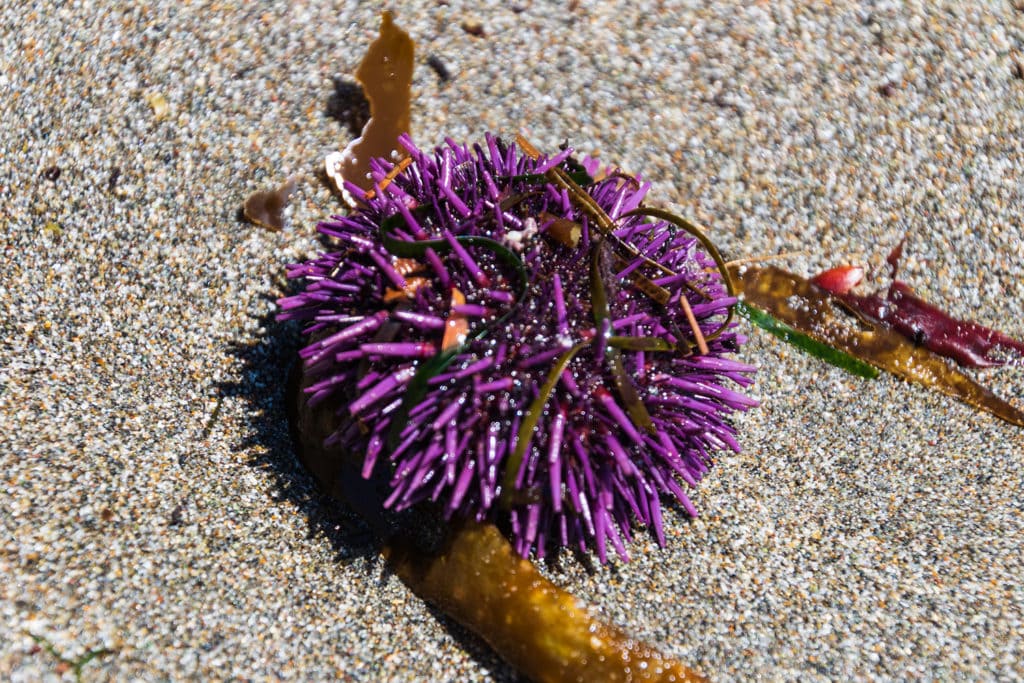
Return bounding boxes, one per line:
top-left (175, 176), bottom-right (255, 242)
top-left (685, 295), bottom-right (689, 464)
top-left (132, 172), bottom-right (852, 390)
top-left (3, 2), bottom-right (1024, 681)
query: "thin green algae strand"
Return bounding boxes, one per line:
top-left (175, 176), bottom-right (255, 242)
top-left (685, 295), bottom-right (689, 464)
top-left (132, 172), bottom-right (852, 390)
top-left (735, 301), bottom-right (879, 379)
top-left (590, 241), bottom-right (657, 435)
top-left (731, 264), bottom-right (1024, 427)
top-left (504, 340), bottom-right (591, 499)
top-left (623, 207), bottom-right (737, 345)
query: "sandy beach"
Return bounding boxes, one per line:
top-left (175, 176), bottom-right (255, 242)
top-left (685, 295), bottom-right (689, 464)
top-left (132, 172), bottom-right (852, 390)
top-left (3, 2), bottom-right (1023, 680)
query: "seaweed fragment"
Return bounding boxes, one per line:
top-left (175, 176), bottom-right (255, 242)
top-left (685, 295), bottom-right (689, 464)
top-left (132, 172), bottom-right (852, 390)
top-left (243, 176), bottom-right (296, 231)
top-left (732, 263), bottom-right (1024, 427)
top-left (811, 240), bottom-right (1024, 368)
top-left (328, 11), bottom-right (414, 198)
top-left (386, 520), bottom-right (708, 683)
top-left (735, 300), bottom-right (879, 379)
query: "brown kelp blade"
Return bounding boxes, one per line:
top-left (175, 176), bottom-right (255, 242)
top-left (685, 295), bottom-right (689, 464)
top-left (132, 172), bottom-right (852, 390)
top-left (731, 264), bottom-right (1024, 427)
top-left (329, 11), bottom-right (414, 197)
top-left (244, 176), bottom-right (296, 231)
top-left (288, 360), bottom-right (706, 683)
top-left (386, 520), bottom-right (706, 683)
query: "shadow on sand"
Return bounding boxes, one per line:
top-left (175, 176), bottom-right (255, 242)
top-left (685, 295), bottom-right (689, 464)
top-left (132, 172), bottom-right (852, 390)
top-left (223, 299), bottom-right (521, 682)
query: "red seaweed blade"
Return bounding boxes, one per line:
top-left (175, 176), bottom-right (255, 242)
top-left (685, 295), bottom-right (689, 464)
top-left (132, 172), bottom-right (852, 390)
top-left (811, 243), bottom-right (1024, 369)
top-left (823, 281), bottom-right (1024, 368)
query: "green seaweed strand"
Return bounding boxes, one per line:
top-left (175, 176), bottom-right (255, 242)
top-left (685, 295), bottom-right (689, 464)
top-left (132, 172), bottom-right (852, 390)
top-left (623, 207), bottom-right (737, 344)
top-left (502, 340), bottom-right (593, 500)
top-left (591, 242), bottom-right (657, 434)
top-left (735, 300), bottom-right (879, 379)
top-left (607, 335), bottom-right (676, 352)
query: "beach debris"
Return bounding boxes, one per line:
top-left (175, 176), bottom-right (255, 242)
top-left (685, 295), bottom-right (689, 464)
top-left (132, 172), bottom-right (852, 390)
top-left (460, 17), bottom-right (485, 37)
top-left (328, 11), bottom-right (413, 200)
top-left (107, 167), bottom-right (121, 193)
top-left (810, 240), bottom-right (1024, 368)
top-left (42, 221), bottom-right (63, 241)
top-left (426, 54), bottom-right (451, 83)
top-left (732, 262), bottom-right (1024, 427)
top-left (243, 176), bottom-right (296, 231)
top-left (145, 91), bottom-right (170, 120)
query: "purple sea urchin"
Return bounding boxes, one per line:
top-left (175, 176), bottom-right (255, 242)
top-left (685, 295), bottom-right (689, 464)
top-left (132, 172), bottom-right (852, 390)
top-left (279, 134), bottom-right (756, 562)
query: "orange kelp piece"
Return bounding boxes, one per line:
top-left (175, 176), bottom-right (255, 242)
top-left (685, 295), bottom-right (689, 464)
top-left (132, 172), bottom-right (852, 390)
top-left (441, 288), bottom-right (469, 351)
top-left (334, 11), bottom-right (414, 196)
top-left (244, 176), bottom-right (296, 231)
